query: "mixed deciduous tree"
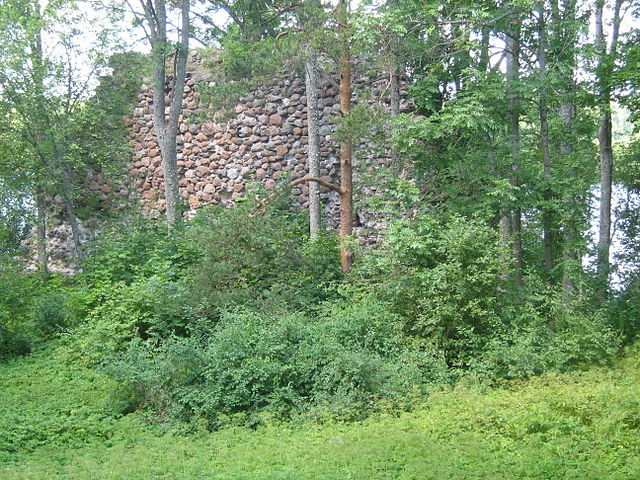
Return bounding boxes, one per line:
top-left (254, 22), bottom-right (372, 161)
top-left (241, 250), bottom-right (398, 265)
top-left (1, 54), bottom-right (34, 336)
top-left (0, 0), bottom-right (115, 271)
top-left (124, 0), bottom-right (191, 227)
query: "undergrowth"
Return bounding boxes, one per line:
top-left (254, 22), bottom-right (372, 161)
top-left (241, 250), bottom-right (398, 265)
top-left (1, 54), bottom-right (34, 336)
top-left (1, 344), bottom-right (640, 479)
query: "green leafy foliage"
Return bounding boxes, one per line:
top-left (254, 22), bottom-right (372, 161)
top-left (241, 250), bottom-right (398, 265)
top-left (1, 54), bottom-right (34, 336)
top-left (58, 217), bottom-right (199, 365)
top-left (0, 259), bottom-right (34, 359)
top-left (357, 214), bottom-right (504, 366)
top-left (0, 350), bottom-right (127, 462)
top-left (186, 190), bottom-right (341, 314)
top-left (475, 304), bottom-right (620, 380)
top-left (3, 343), bottom-right (640, 478)
top-left (107, 299), bottom-right (443, 427)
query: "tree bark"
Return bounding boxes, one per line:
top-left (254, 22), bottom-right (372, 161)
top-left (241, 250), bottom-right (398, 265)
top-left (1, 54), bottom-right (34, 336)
top-left (499, 211), bottom-right (512, 283)
top-left (595, 0), bottom-right (623, 300)
top-left (291, 1), bottom-right (354, 273)
top-left (305, 55), bottom-right (321, 238)
top-left (35, 187), bottom-right (49, 279)
top-left (388, 46), bottom-right (401, 168)
top-left (559, 101), bottom-right (578, 301)
top-left (551, 0), bottom-right (579, 301)
top-left (389, 49), bottom-right (400, 117)
top-left (538, 8), bottom-right (554, 279)
top-left (506, 8), bottom-right (524, 287)
top-left (60, 167), bottom-right (84, 265)
top-left (338, 0), bottom-right (353, 273)
top-left (146, 0), bottom-right (190, 227)
top-left (597, 111), bottom-right (613, 297)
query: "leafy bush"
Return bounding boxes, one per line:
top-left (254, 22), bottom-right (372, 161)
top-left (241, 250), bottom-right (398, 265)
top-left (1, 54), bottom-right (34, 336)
top-left (0, 259), bottom-right (36, 359)
top-left (81, 216), bottom-right (196, 290)
top-left (187, 190), bottom-right (341, 315)
top-left (473, 304), bottom-right (621, 380)
top-left (27, 287), bottom-right (83, 337)
top-left (60, 200), bottom-right (340, 367)
top-left (351, 214), bottom-right (622, 378)
top-left (0, 326), bottom-right (30, 359)
top-left (356, 214), bottom-right (504, 367)
top-left (107, 299), bottom-right (445, 426)
top-left (56, 217), bottom-right (200, 365)
top-left (61, 275), bottom-right (198, 366)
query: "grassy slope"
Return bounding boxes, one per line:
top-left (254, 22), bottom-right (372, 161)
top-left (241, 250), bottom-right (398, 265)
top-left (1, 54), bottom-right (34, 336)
top-left (1, 348), bottom-right (640, 479)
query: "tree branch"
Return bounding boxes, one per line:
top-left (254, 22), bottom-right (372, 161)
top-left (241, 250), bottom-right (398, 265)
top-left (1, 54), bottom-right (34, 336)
top-left (291, 176), bottom-right (343, 194)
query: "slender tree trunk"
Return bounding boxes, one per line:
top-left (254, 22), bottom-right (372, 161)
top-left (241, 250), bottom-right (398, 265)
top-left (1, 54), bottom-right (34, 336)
top-left (147, 0), bottom-right (190, 227)
top-left (479, 26), bottom-right (490, 72)
top-left (560, 102), bottom-right (578, 301)
top-left (389, 47), bottom-right (402, 168)
top-left (597, 111), bottom-right (613, 297)
top-left (338, 0), bottom-right (353, 273)
top-left (595, 0), bottom-right (622, 300)
top-left (60, 167), bottom-right (84, 265)
top-left (390, 62), bottom-right (400, 117)
top-left (506, 9), bottom-right (524, 287)
top-left (499, 212), bottom-right (512, 283)
top-left (305, 55), bottom-right (321, 238)
top-left (290, 0), bottom-right (354, 271)
top-left (538, 8), bottom-right (554, 279)
top-left (35, 188), bottom-right (49, 279)
top-left (553, 0), bottom-right (579, 301)
top-left (29, 8), bottom-right (53, 274)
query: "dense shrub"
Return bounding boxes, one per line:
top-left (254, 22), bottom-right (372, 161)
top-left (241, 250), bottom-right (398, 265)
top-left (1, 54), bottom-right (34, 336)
top-left (62, 276), bottom-right (196, 366)
top-left (60, 199), bottom-right (341, 367)
top-left (37, 203), bottom-right (621, 427)
top-left (81, 216), bottom-right (196, 290)
top-left (473, 301), bottom-right (621, 380)
top-left (352, 214), bottom-right (622, 378)
top-left (356, 214), bottom-right (505, 367)
top-left (0, 326), bottom-right (31, 359)
top-left (186, 190), bottom-right (341, 314)
top-left (58, 217), bottom-right (200, 365)
top-left (608, 276), bottom-right (640, 341)
top-left (0, 259), bottom-right (36, 359)
top-left (108, 299), bottom-right (447, 426)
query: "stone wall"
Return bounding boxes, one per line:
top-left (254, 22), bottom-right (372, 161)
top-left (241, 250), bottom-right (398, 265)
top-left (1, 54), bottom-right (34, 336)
top-left (125, 56), bottom-right (413, 231)
top-left (36, 54), bottom-right (414, 273)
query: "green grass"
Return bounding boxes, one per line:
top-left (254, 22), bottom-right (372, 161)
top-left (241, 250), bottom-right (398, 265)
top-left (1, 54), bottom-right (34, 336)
top-left (2, 347), bottom-right (640, 479)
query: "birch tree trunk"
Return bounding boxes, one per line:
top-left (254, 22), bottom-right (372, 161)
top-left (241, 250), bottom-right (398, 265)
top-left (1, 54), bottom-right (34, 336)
top-left (305, 55), bottom-right (321, 238)
top-left (595, 0), bottom-right (623, 300)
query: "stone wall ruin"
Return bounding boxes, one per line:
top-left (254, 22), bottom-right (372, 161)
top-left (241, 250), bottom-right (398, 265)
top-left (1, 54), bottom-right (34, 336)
top-left (37, 53), bottom-right (415, 272)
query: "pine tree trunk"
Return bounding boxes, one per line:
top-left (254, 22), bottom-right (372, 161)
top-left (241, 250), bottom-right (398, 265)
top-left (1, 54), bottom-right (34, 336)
top-left (338, 0), bottom-right (353, 273)
top-left (305, 55), bottom-right (321, 238)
